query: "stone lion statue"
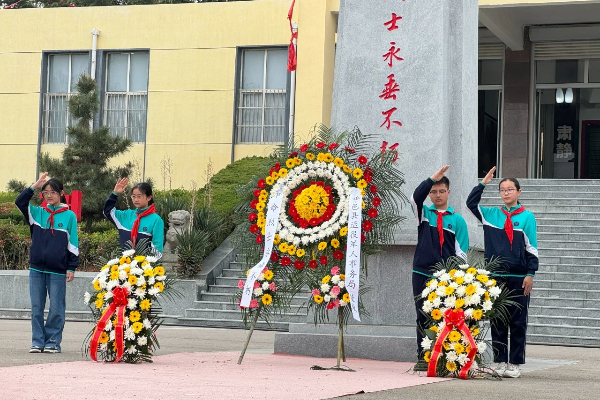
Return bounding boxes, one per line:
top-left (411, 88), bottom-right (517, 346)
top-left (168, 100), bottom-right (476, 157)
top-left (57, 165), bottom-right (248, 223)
top-left (164, 210), bottom-right (191, 254)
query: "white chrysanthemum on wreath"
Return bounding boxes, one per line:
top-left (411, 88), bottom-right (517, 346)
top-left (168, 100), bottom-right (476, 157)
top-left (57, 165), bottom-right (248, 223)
top-left (446, 351), bottom-right (458, 362)
top-left (421, 337), bottom-right (433, 350)
top-left (122, 249), bottom-right (136, 257)
top-left (477, 341), bottom-right (487, 353)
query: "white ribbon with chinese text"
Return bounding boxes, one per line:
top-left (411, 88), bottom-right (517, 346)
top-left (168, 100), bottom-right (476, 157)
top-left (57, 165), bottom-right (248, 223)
top-left (344, 188), bottom-right (362, 321)
top-left (240, 187), bottom-right (285, 308)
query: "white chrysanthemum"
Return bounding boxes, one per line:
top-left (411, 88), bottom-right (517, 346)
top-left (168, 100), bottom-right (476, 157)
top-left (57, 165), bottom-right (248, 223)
top-left (464, 308), bottom-right (474, 318)
top-left (83, 292), bottom-right (91, 304)
top-left (331, 275), bottom-right (340, 284)
top-left (455, 285), bottom-right (467, 297)
top-left (464, 273), bottom-right (475, 283)
top-left (137, 336), bottom-right (148, 346)
top-left (482, 300), bottom-right (493, 312)
top-left (155, 275), bottom-right (166, 282)
top-left (99, 343), bottom-right (108, 351)
top-left (435, 286), bottom-right (447, 297)
top-left (439, 273), bottom-right (451, 282)
top-left (109, 330), bottom-right (116, 341)
top-left (446, 351), bottom-right (458, 362)
top-left (324, 294), bottom-right (331, 302)
top-left (454, 270), bottom-right (465, 278)
top-left (458, 264), bottom-right (469, 270)
top-left (131, 267), bottom-right (144, 276)
top-left (432, 297), bottom-right (442, 308)
top-left (127, 298), bottom-right (138, 310)
top-left (433, 270), bottom-right (443, 278)
top-left (475, 286), bottom-right (486, 296)
top-left (122, 249), bottom-right (135, 257)
top-left (485, 279), bottom-right (495, 287)
top-left (470, 294), bottom-right (481, 306)
top-left (489, 286), bottom-right (502, 298)
top-left (99, 279), bottom-right (107, 289)
top-left (107, 258), bottom-right (120, 266)
top-left (148, 277), bottom-right (155, 285)
top-left (421, 287), bottom-right (432, 298)
top-left (449, 281), bottom-right (459, 289)
top-left (444, 296), bottom-right (457, 308)
top-left (422, 300), bottom-right (434, 313)
top-left (427, 279), bottom-right (439, 288)
top-left (142, 319), bottom-right (152, 329)
top-left (104, 319), bottom-right (113, 331)
top-left (477, 341), bottom-right (487, 353)
top-left (262, 282), bottom-right (269, 290)
top-left (339, 300), bottom-right (347, 307)
top-left (292, 237), bottom-right (301, 247)
top-left (106, 280), bottom-right (118, 291)
top-left (135, 288), bottom-right (146, 299)
top-left (124, 327), bottom-right (135, 341)
top-left (320, 283), bottom-right (331, 293)
top-left (146, 255), bottom-right (158, 263)
top-left (457, 353), bottom-right (469, 366)
top-left (258, 273), bottom-right (265, 281)
top-left (126, 345), bottom-right (138, 355)
top-left (104, 291), bottom-right (113, 300)
top-left (477, 269), bottom-right (488, 276)
top-left (253, 288), bottom-right (263, 296)
top-left (338, 281), bottom-right (345, 289)
top-left (148, 287), bottom-right (160, 296)
top-left (123, 282), bottom-right (133, 292)
top-left (119, 270), bottom-right (128, 280)
top-left (421, 337), bottom-right (433, 350)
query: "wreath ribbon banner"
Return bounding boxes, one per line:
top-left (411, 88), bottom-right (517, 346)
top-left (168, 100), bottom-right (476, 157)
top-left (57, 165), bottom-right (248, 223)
top-left (240, 187), bottom-right (285, 307)
top-left (344, 188), bottom-right (362, 321)
top-left (89, 286), bottom-right (129, 363)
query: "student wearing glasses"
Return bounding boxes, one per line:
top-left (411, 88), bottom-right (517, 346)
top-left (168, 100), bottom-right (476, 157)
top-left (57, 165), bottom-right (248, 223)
top-left (15, 172), bottom-right (79, 354)
top-left (104, 178), bottom-right (164, 256)
top-left (466, 166), bottom-right (538, 378)
top-left (410, 165), bottom-right (469, 371)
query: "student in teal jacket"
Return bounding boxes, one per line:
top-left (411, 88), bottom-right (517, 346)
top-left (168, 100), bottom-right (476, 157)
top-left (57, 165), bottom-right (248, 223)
top-left (104, 178), bottom-right (164, 256)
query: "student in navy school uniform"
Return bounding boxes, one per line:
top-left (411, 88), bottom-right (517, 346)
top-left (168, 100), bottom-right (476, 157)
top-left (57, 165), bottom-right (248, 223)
top-left (467, 166), bottom-right (539, 379)
top-left (104, 178), bottom-right (164, 256)
top-left (410, 165), bottom-right (469, 371)
top-left (15, 172), bottom-right (79, 354)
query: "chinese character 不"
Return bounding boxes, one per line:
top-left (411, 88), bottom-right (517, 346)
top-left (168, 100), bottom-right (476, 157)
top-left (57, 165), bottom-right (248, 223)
top-left (383, 13), bottom-right (402, 31)
top-left (380, 107), bottom-right (402, 130)
top-left (382, 42), bottom-right (403, 67)
top-left (379, 74), bottom-right (400, 100)
top-left (557, 125), bottom-right (573, 141)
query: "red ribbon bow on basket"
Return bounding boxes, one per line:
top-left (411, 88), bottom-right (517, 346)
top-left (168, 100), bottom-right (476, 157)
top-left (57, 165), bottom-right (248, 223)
top-left (90, 286), bottom-right (129, 363)
top-left (427, 309), bottom-right (478, 379)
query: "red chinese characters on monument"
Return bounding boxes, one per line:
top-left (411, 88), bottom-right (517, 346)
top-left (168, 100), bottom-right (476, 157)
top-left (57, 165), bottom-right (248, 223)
top-left (379, 6), bottom-right (405, 131)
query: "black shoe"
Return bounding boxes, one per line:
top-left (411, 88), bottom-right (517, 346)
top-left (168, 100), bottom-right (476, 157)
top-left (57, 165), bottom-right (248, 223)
top-left (29, 346), bottom-right (42, 353)
top-left (413, 359), bottom-right (429, 372)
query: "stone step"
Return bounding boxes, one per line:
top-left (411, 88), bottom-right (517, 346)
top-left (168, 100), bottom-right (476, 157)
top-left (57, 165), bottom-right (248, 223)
top-left (537, 225), bottom-right (600, 234)
top-left (536, 271), bottom-right (600, 282)
top-left (531, 288), bottom-right (600, 299)
top-left (538, 247), bottom-right (600, 257)
top-left (538, 232), bottom-right (600, 242)
top-left (535, 279), bottom-right (600, 290)
top-left (529, 314), bottom-right (600, 328)
top-left (207, 285), bottom-right (245, 295)
top-left (541, 264), bottom-right (600, 274)
top-left (528, 322), bottom-right (600, 338)
top-left (222, 268), bottom-right (247, 278)
top-left (176, 316), bottom-right (289, 331)
top-left (528, 305), bottom-right (600, 319)
top-left (536, 218), bottom-right (600, 226)
top-left (185, 308), bottom-right (308, 323)
top-left (529, 211), bottom-right (600, 219)
top-left (539, 256), bottom-right (599, 266)
top-left (527, 333), bottom-right (600, 347)
top-left (538, 240), bottom-right (600, 250)
top-left (530, 296), bottom-right (600, 309)
top-left (198, 291), bottom-right (310, 306)
top-left (480, 198), bottom-right (600, 207)
top-left (191, 300), bottom-right (308, 312)
top-left (483, 191), bottom-right (600, 199)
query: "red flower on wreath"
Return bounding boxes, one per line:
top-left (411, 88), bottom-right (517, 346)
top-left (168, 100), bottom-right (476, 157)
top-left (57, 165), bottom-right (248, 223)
top-left (368, 208), bottom-right (378, 218)
top-left (274, 162), bottom-right (281, 171)
top-left (289, 151), bottom-right (298, 158)
top-left (256, 235), bottom-right (263, 244)
top-left (316, 142), bottom-right (326, 149)
top-left (370, 185), bottom-right (378, 194)
top-left (300, 144), bottom-right (309, 152)
top-left (271, 252), bottom-right (279, 262)
top-left (249, 213), bottom-right (257, 222)
top-left (250, 200), bottom-right (258, 209)
top-left (333, 250), bottom-right (344, 260)
top-left (358, 155), bottom-right (368, 165)
top-left (361, 233), bottom-right (366, 243)
top-left (345, 147), bottom-right (356, 153)
top-left (294, 260), bottom-right (305, 270)
top-left (308, 260), bottom-right (318, 269)
top-left (258, 179), bottom-right (266, 189)
top-left (253, 189), bottom-right (261, 197)
top-left (320, 255), bottom-right (328, 265)
top-left (363, 221), bottom-right (373, 232)
top-left (281, 256), bottom-right (291, 266)
top-left (250, 224), bottom-right (259, 234)
top-left (328, 143), bottom-right (339, 150)
top-left (372, 197), bottom-right (381, 207)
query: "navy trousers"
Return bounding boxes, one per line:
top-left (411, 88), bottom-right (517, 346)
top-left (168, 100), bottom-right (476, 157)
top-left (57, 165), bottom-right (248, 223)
top-left (412, 272), bottom-right (429, 359)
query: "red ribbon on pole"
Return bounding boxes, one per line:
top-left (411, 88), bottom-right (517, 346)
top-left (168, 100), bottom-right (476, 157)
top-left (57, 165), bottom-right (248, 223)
top-left (89, 286), bottom-right (129, 363)
top-left (427, 309), bottom-right (478, 379)
top-left (287, 0), bottom-right (297, 72)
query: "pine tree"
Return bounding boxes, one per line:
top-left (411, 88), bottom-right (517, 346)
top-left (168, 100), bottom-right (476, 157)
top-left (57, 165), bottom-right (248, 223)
top-left (39, 75), bottom-right (133, 232)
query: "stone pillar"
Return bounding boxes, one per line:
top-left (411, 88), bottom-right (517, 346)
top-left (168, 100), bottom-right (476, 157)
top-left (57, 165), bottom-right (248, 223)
top-left (501, 32), bottom-right (532, 179)
top-left (274, 0), bottom-right (480, 362)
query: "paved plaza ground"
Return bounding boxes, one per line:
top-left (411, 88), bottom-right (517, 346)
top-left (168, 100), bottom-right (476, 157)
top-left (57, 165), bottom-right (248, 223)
top-left (0, 319), bottom-right (598, 400)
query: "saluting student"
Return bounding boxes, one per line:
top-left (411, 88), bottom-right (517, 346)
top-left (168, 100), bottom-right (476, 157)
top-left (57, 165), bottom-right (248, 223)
top-left (410, 165), bottom-right (469, 371)
top-left (104, 177), bottom-right (164, 256)
top-left (466, 166), bottom-right (538, 378)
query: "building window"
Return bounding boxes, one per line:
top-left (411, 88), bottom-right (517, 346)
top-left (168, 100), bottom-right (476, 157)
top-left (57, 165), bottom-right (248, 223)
top-left (477, 58), bottom-right (503, 178)
top-left (42, 53), bottom-right (89, 143)
top-left (104, 52), bottom-right (149, 142)
top-left (236, 48), bottom-right (288, 143)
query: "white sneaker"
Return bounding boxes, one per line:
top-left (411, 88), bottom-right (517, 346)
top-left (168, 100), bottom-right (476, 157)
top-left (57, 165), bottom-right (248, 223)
top-left (494, 362), bottom-right (507, 375)
top-left (503, 363), bottom-right (521, 378)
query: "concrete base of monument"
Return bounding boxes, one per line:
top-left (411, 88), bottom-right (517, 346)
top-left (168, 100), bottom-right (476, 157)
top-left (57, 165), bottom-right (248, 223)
top-left (274, 323), bottom-right (418, 362)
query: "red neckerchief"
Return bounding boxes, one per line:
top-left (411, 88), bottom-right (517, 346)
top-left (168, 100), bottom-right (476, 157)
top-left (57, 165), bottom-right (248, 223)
top-left (501, 205), bottom-right (525, 249)
top-left (131, 204), bottom-right (156, 246)
top-left (43, 205), bottom-right (69, 234)
top-left (434, 210), bottom-right (451, 255)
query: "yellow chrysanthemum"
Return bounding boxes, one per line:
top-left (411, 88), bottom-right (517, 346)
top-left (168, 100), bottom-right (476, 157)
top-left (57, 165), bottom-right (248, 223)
top-left (110, 271), bottom-right (119, 281)
top-left (465, 284), bottom-right (477, 296)
top-left (286, 159), bottom-right (295, 168)
top-left (98, 332), bottom-right (109, 344)
top-left (278, 243), bottom-right (289, 253)
top-left (340, 274), bottom-right (346, 281)
top-left (334, 157), bottom-right (344, 167)
top-left (140, 299), bottom-right (152, 311)
top-left (339, 227), bottom-right (348, 237)
top-left (132, 322), bottom-right (144, 334)
top-left (278, 168), bottom-right (288, 178)
top-left (256, 202), bottom-right (265, 212)
top-left (294, 157), bottom-right (302, 166)
top-left (429, 325), bottom-right (439, 333)
top-left (111, 265), bottom-right (119, 273)
top-left (343, 293), bottom-right (350, 303)
top-left (124, 266), bottom-right (131, 273)
top-left (154, 266), bottom-right (165, 276)
top-left (428, 292), bottom-right (437, 302)
top-left (273, 234), bottom-right (281, 245)
top-left (129, 311), bottom-right (141, 322)
top-left (357, 179), bottom-right (367, 189)
top-left (484, 292), bottom-right (490, 301)
top-left (144, 269), bottom-right (154, 277)
top-left (437, 281), bottom-right (448, 287)
top-left (424, 351), bottom-right (431, 362)
top-left (443, 341), bottom-right (451, 351)
top-left (445, 286), bottom-right (455, 296)
top-left (352, 168), bottom-right (363, 179)
top-left (343, 165), bottom-right (352, 173)
top-left (454, 343), bottom-right (465, 354)
top-left (427, 280), bottom-right (436, 288)
top-left (261, 293), bottom-right (273, 306)
top-left (322, 275), bottom-right (331, 284)
top-left (296, 249), bottom-right (305, 258)
top-left (93, 280), bottom-right (102, 291)
top-left (446, 361), bottom-right (457, 372)
top-left (448, 331), bottom-right (462, 342)
top-left (318, 242), bottom-right (327, 251)
top-left (455, 298), bottom-right (465, 309)
top-left (454, 276), bottom-right (465, 285)
top-left (306, 152), bottom-right (315, 160)
top-left (154, 282), bottom-right (164, 292)
top-left (360, 189), bottom-right (366, 197)
top-left (95, 299), bottom-right (103, 309)
top-left (287, 245), bottom-right (296, 256)
top-left (324, 153), bottom-right (334, 163)
top-left (264, 270), bottom-right (274, 280)
top-left (134, 255), bottom-right (146, 263)
top-left (489, 279), bottom-right (497, 287)
top-left (476, 274), bottom-right (489, 283)
top-left (316, 153), bottom-right (326, 162)
top-left (295, 184), bottom-right (330, 221)
top-left (431, 309), bottom-right (442, 320)
top-left (466, 268), bottom-right (477, 275)
top-left (331, 238), bottom-right (340, 248)
top-left (472, 309), bottom-right (483, 321)
top-left (128, 275), bottom-right (138, 285)
top-left (246, 269), bottom-right (251, 277)
top-left (101, 264), bottom-right (109, 271)
top-left (314, 295), bottom-right (324, 304)
top-left (265, 176), bottom-right (274, 185)
top-left (97, 291), bottom-right (105, 300)
top-left (471, 327), bottom-right (480, 336)
top-left (119, 256), bottom-right (128, 265)
top-left (449, 269), bottom-right (457, 277)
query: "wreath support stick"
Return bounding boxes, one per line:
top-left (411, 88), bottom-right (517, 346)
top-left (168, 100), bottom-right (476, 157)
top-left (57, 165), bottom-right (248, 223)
top-left (336, 307), bottom-right (345, 367)
top-left (238, 304), bottom-right (262, 365)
